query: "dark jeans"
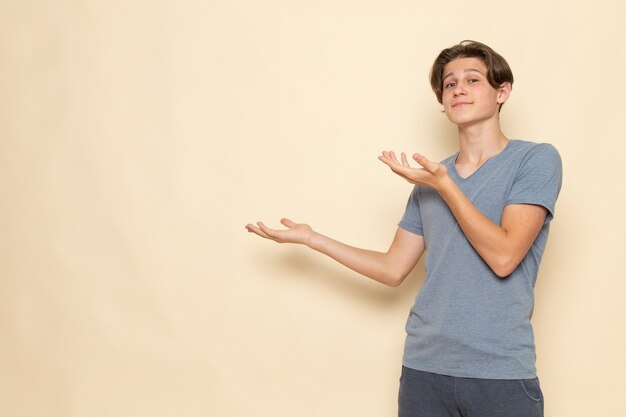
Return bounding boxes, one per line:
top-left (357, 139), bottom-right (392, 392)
top-left (398, 366), bottom-right (544, 417)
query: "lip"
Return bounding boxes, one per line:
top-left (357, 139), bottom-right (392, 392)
top-left (451, 102), bottom-right (472, 108)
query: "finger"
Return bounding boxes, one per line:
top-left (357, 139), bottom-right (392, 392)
top-left (245, 223), bottom-right (262, 234)
top-left (413, 153), bottom-right (438, 172)
top-left (379, 155), bottom-right (402, 172)
top-left (378, 153), bottom-right (395, 167)
top-left (381, 150), bottom-right (402, 164)
top-left (389, 151), bottom-right (401, 164)
top-left (246, 223), bottom-right (276, 241)
top-left (379, 151), bottom-right (417, 182)
top-left (378, 153), bottom-right (391, 164)
top-left (401, 152), bottom-right (410, 167)
top-left (280, 218), bottom-right (296, 228)
top-left (257, 222), bottom-right (280, 241)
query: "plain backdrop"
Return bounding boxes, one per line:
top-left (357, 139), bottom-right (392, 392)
top-left (1, 0), bottom-right (625, 416)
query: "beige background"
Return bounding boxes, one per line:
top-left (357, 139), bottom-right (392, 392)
top-left (1, 0), bottom-right (625, 416)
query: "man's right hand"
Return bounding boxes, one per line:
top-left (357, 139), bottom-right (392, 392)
top-left (245, 218), bottom-right (313, 246)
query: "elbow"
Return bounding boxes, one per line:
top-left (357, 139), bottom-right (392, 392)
top-left (493, 267), bottom-right (514, 279)
top-left (387, 278), bottom-right (403, 288)
top-left (490, 256), bottom-right (519, 279)
top-left (385, 270), bottom-right (408, 287)
top-left (376, 269), bottom-right (405, 287)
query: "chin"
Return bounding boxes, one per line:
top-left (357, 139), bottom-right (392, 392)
top-left (445, 113), bottom-right (474, 125)
top-left (445, 110), bottom-right (495, 127)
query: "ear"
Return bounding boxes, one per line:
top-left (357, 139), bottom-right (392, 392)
top-left (496, 82), bottom-right (512, 104)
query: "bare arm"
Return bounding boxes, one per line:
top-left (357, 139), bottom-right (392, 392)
top-left (378, 151), bottom-right (546, 278)
top-left (438, 182), bottom-right (546, 277)
top-left (246, 219), bottom-right (425, 287)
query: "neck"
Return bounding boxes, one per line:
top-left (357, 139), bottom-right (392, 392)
top-left (456, 118), bottom-right (509, 165)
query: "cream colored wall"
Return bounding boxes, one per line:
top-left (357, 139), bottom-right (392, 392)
top-left (1, 1), bottom-right (624, 416)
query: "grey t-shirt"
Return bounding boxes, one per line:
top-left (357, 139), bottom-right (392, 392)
top-left (399, 139), bottom-right (562, 379)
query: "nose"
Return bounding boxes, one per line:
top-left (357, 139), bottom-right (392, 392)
top-left (453, 84), bottom-right (466, 96)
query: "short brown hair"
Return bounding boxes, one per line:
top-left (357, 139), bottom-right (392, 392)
top-left (430, 40), bottom-right (514, 111)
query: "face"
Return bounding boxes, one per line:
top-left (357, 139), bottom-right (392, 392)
top-left (441, 57), bottom-right (510, 127)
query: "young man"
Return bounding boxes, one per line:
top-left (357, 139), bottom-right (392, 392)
top-left (246, 40), bottom-right (562, 417)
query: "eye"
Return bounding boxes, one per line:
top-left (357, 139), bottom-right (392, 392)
top-left (468, 78), bottom-right (479, 84)
top-left (444, 81), bottom-right (456, 89)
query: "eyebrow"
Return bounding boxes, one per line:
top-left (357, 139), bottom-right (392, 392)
top-left (442, 68), bottom-right (485, 81)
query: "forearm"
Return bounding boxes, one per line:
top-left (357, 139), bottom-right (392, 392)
top-left (437, 177), bottom-right (524, 277)
top-left (248, 219), bottom-right (423, 285)
top-left (378, 150), bottom-right (548, 278)
top-left (307, 232), bottom-right (404, 286)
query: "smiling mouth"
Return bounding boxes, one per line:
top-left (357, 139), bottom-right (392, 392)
top-left (452, 102), bottom-right (472, 108)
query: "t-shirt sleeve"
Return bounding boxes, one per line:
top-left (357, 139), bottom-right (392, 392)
top-left (505, 143), bottom-right (563, 223)
top-left (398, 185), bottom-right (424, 235)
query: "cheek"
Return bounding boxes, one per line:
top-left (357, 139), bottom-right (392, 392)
top-left (475, 86), bottom-right (498, 101)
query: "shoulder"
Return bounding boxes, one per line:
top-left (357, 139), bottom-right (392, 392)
top-left (504, 140), bottom-right (563, 219)
top-left (509, 140), bottom-right (562, 168)
top-left (511, 139), bottom-right (560, 158)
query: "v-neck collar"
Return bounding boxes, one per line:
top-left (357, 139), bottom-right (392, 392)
top-left (449, 140), bottom-right (512, 181)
